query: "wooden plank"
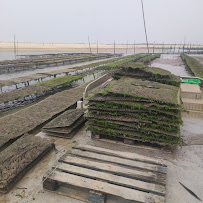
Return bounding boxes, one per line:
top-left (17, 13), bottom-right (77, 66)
top-left (96, 138), bottom-right (171, 155)
top-left (57, 163), bottom-right (166, 196)
top-left (71, 149), bottom-right (167, 174)
top-left (73, 145), bottom-right (166, 166)
top-left (60, 155), bottom-right (166, 185)
top-left (44, 170), bottom-right (165, 203)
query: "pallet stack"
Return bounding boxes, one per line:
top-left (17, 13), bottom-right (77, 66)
top-left (43, 109), bottom-right (86, 139)
top-left (87, 75), bottom-right (183, 146)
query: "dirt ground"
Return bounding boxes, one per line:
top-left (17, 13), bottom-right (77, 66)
top-left (0, 116), bottom-right (202, 203)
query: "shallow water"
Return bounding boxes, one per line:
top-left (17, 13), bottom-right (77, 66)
top-left (0, 57), bottom-right (111, 80)
top-left (0, 60), bottom-right (110, 93)
top-left (151, 54), bottom-right (191, 77)
top-left (0, 51), bottom-right (70, 61)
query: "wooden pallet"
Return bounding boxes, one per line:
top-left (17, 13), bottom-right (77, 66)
top-left (91, 133), bottom-right (171, 153)
top-left (43, 145), bottom-right (167, 203)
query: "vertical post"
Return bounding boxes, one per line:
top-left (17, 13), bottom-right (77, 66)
top-left (162, 42), bottom-right (164, 54)
top-left (178, 44), bottom-right (180, 53)
top-left (88, 36), bottom-right (92, 53)
top-left (114, 40), bottom-right (116, 55)
top-left (16, 40), bottom-right (18, 58)
top-left (173, 43), bottom-right (176, 54)
top-left (134, 41), bottom-right (136, 54)
top-left (169, 45), bottom-right (172, 54)
top-left (126, 41), bottom-right (128, 55)
top-left (14, 35), bottom-right (16, 59)
top-left (153, 41), bottom-right (155, 54)
top-left (183, 38), bottom-right (185, 54)
top-left (189, 42), bottom-right (191, 54)
top-left (141, 0), bottom-right (149, 54)
top-left (97, 40), bottom-right (98, 54)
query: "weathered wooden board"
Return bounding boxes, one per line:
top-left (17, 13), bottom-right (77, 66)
top-left (73, 145), bottom-right (166, 166)
top-left (44, 170), bottom-right (165, 203)
top-left (56, 163), bottom-right (166, 196)
top-left (43, 145), bottom-right (167, 203)
top-left (60, 155), bottom-right (166, 185)
top-left (71, 149), bottom-right (167, 174)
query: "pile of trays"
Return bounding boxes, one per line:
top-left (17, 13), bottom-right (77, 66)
top-left (87, 74), bottom-right (183, 146)
top-left (113, 65), bottom-right (181, 87)
top-left (0, 135), bottom-right (54, 193)
top-left (43, 109), bottom-right (86, 139)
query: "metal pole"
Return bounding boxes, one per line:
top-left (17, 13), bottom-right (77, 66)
top-left (134, 41), bottom-right (136, 54)
top-left (88, 36), bottom-right (92, 53)
top-left (141, 0), bottom-right (149, 53)
top-left (97, 40), bottom-right (98, 54)
top-left (14, 35), bottom-right (16, 59)
top-left (126, 41), bottom-right (128, 55)
top-left (114, 40), bottom-right (116, 54)
top-left (16, 40), bottom-right (18, 58)
top-left (153, 41), bottom-right (155, 54)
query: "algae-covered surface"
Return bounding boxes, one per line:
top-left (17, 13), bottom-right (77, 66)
top-left (0, 135), bottom-right (54, 192)
top-left (43, 109), bottom-right (85, 129)
top-left (113, 65), bottom-right (181, 87)
top-left (94, 54), bottom-right (148, 71)
top-left (87, 76), bottom-right (183, 146)
top-left (0, 83), bottom-right (88, 149)
top-left (181, 54), bottom-right (203, 78)
top-left (97, 77), bottom-right (180, 105)
top-left (0, 75), bottom-right (83, 104)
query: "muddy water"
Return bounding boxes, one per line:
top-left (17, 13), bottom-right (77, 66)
top-left (0, 68), bottom-right (90, 94)
top-left (0, 57), bottom-right (112, 80)
top-left (0, 70), bottom-right (105, 112)
top-left (0, 51), bottom-right (72, 61)
top-left (151, 54), bottom-right (191, 77)
top-left (0, 58), bottom-right (113, 94)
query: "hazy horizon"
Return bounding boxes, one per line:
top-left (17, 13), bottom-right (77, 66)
top-left (1, 0), bottom-right (203, 45)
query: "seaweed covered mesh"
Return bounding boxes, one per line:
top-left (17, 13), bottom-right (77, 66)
top-left (87, 77), bottom-right (183, 146)
top-left (113, 65), bottom-right (181, 87)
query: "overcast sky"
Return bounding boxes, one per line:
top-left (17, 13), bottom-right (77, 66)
top-left (1, 0), bottom-right (203, 44)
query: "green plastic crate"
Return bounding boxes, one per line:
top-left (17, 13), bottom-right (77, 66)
top-left (182, 79), bottom-right (201, 86)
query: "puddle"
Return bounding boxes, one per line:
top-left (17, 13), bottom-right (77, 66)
top-left (151, 54), bottom-right (191, 77)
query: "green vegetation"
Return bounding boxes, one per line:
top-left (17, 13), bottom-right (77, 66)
top-left (97, 78), bottom-right (180, 105)
top-left (0, 75), bottom-right (83, 104)
top-left (181, 54), bottom-right (203, 78)
top-left (86, 76), bottom-right (183, 147)
top-left (0, 83), bottom-right (87, 149)
top-left (34, 75), bottom-right (83, 88)
top-left (95, 54), bottom-right (149, 71)
top-left (113, 65), bottom-right (181, 87)
top-left (137, 54), bottom-right (161, 64)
